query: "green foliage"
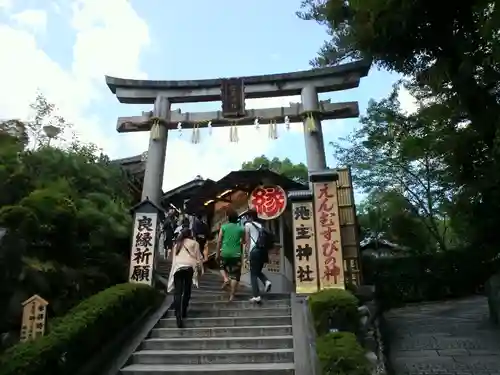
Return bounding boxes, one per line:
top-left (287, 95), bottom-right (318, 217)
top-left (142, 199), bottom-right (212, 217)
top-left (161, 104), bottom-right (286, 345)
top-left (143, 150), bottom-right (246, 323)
top-left (358, 190), bottom-right (437, 253)
top-left (309, 288), bottom-right (360, 335)
top-left (362, 250), bottom-right (500, 309)
top-left (316, 332), bottom-right (371, 375)
top-left (0, 93), bottom-right (135, 350)
top-left (297, 0), bottom-right (499, 77)
top-left (332, 84), bottom-right (455, 251)
top-left (300, 0), bottom-right (500, 257)
top-left (241, 155), bottom-right (308, 183)
top-left (0, 283), bottom-right (160, 375)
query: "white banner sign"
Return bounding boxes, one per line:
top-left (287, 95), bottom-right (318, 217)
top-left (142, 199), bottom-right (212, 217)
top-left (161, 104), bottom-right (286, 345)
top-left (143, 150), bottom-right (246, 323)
top-left (129, 212), bottom-right (157, 285)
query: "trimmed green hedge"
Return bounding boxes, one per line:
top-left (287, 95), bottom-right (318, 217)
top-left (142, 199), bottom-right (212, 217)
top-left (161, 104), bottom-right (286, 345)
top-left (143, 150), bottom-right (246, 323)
top-left (317, 332), bottom-right (370, 375)
top-left (362, 248), bottom-right (500, 309)
top-left (309, 288), bottom-right (359, 336)
top-left (0, 283), bottom-right (161, 375)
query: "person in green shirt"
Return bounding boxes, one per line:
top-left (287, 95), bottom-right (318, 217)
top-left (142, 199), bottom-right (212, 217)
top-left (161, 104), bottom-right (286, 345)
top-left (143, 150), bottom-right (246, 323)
top-left (216, 208), bottom-right (245, 301)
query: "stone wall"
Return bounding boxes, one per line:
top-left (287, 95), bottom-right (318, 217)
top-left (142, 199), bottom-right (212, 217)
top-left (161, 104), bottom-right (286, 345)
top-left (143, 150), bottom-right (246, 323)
top-left (486, 272), bottom-right (500, 324)
top-left (356, 286), bottom-right (388, 375)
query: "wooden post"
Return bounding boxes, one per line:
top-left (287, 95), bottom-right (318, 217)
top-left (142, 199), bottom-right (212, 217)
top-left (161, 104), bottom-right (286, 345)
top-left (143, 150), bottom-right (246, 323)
top-left (20, 294), bottom-right (48, 342)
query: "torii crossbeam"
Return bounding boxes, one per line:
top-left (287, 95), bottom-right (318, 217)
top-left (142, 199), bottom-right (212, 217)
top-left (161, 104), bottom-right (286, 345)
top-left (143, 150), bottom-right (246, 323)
top-left (106, 59), bottom-right (371, 206)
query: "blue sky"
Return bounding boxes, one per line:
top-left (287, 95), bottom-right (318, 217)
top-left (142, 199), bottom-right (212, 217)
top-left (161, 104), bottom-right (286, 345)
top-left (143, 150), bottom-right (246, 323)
top-left (0, 0), bottom-right (411, 192)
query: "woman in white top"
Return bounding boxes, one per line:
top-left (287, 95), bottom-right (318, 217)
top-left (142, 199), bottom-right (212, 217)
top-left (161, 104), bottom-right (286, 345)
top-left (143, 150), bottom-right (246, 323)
top-left (167, 227), bottom-right (203, 328)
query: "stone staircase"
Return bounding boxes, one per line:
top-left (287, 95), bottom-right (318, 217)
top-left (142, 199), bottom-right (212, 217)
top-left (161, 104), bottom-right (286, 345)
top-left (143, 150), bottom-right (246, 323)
top-left (120, 268), bottom-right (295, 374)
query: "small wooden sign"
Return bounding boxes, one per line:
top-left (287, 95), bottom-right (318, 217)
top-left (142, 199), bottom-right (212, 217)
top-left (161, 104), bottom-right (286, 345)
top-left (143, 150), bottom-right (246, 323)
top-left (20, 294), bottom-right (48, 342)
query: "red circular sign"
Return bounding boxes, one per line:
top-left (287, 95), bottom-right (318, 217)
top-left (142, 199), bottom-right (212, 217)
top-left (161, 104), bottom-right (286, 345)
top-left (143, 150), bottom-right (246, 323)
top-left (249, 185), bottom-right (287, 220)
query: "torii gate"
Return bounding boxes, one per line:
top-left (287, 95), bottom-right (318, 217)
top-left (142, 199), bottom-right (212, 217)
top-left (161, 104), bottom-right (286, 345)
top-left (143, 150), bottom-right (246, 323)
top-left (106, 60), bottom-right (370, 286)
top-left (105, 59), bottom-right (371, 207)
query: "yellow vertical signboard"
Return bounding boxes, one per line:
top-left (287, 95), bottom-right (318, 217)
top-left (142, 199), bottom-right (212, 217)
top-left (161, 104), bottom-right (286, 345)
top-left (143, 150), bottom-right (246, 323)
top-left (313, 181), bottom-right (345, 289)
top-left (292, 201), bottom-right (319, 293)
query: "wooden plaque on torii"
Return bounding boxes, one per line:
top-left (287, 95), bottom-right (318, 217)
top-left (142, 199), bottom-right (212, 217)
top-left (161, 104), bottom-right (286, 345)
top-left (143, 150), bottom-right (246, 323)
top-left (220, 78), bottom-right (245, 118)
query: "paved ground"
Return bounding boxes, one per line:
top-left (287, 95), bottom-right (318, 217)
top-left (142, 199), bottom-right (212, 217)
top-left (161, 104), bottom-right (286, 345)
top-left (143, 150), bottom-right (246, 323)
top-left (385, 296), bottom-right (500, 375)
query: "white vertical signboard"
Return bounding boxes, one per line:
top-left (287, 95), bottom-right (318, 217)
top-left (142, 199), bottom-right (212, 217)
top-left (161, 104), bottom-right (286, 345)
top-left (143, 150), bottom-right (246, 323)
top-left (129, 212), bottom-right (158, 285)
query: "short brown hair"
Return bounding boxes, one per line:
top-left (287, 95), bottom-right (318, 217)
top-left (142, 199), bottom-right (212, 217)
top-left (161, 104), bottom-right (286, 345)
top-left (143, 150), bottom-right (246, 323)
top-left (226, 208), bottom-right (239, 223)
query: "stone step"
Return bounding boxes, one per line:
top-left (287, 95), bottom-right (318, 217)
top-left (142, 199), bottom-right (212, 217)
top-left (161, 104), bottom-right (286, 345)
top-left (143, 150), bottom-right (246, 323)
top-left (156, 315), bottom-right (292, 328)
top-left (186, 307), bottom-right (291, 318)
top-left (141, 335), bottom-right (294, 350)
top-left (120, 362), bottom-right (295, 375)
top-left (149, 325), bottom-right (293, 338)
top-left (190, 291), bottom-right (287, 301)
top-left (131, 348), bottom-right (294, 365)
top-left (188, 299), bottom-right (291, 310)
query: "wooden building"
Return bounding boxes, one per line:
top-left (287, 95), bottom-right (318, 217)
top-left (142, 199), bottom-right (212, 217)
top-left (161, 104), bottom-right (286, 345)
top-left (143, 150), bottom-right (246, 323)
top-left (161, 167), bottom-right (308, 293)
top-left (110, 154), bottom-right (150, 203)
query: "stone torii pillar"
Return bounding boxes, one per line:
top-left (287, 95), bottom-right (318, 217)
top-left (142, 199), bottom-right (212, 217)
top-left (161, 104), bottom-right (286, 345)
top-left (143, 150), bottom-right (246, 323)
top-left (302, 85), bottom-right (327, 172)
top-left (142, 96), bottom-right (169, 206)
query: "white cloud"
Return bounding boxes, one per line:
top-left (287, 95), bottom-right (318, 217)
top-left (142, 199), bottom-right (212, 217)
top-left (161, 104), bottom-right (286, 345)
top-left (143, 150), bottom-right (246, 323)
top-left (0, 0), bottom-right (277, 192)
top-left (70, 0), bottom-right (150, 82)
top-left (11, 9), bottom-right (48, 34)
top-left (0, 0), bottom-right (12, 10)
top-left (0, 0), bottom-right (353, 193)
top-left (0, 0), bottom-right (150, 154)
top-left (398, 87), bottom-right (418, 113)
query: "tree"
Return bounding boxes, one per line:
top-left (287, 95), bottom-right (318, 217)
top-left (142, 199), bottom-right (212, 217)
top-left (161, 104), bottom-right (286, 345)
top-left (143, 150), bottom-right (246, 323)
top-left (331, 84), bottom-right (456, 251)
top-left (358, 190), bottom-right (452, 253)
top-left (298, 0), bottom-right (500, 252)
top-left (0, 94), bottom-right (133, 350)
top-left (26, 90), bottom-right (74, 149)
top-left (241, 155), bottom-right (309, 183)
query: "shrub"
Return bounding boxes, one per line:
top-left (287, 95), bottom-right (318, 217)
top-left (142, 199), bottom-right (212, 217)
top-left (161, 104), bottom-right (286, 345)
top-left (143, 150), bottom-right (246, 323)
top-left (0, 283), bottom-right (161, 375)
top-left (362, 248), bottom-right (500, 309)
top-left (309, 288), bottom-right (360, 335)
top-left (316, 331), bottom-right (371, 375)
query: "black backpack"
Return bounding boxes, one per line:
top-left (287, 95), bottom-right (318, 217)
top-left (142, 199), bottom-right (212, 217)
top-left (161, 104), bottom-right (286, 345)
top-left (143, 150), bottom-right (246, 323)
top-left (250, 222), bottom-right (275, 252)
top-left (193, 217), bottom-right (208, 240)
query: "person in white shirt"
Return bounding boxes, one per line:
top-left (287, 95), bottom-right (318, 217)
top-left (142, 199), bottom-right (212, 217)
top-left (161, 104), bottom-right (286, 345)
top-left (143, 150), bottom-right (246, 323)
top-left (167, 227), bottom-right (203, 328)
top-left (244, 208), bottom-right (272, 303)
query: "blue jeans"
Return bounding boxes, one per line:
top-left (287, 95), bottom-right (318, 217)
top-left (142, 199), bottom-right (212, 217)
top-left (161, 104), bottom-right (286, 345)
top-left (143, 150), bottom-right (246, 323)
top-left (249, 250), bottom-right (269, 297)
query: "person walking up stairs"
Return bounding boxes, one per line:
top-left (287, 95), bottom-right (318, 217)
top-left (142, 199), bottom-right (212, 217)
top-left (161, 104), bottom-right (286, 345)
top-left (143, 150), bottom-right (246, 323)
top-left (119, 270), bottom-right (295, 374)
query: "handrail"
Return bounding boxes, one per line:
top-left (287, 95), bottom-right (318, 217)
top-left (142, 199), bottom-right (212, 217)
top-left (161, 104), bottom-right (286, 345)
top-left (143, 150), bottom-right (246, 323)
top-left (291, 293), bottom-right (321, 375)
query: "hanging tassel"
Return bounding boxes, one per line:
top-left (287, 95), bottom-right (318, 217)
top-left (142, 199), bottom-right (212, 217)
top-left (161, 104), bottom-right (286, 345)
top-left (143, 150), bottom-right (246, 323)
top-left (229, 123), bottom-right (239, 143)
top-left (285, 116), bottom-right (290, 131)
top-left (177, 122), bottom-right (183, 136)
top-left (254, 118), bottom-right (260, 130)
top-left (306, 113), bottom-right (317, 133)
top-left (208, 121), bottom-right (212, 136)
top-left (233, 124), bottom-right (239, 143)
top-left (151, 118), bottom-right (161, 141)
top-left (196, 124), bottom-right (201, 143)
top-left (191, 123), bottom-right (201, 144)
top-left (268, 120), bottom-right (278, 140)
top-left (191, 123), bottom-right (197, 144)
